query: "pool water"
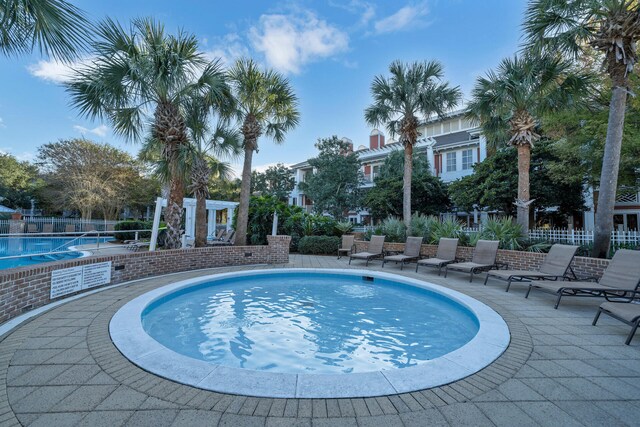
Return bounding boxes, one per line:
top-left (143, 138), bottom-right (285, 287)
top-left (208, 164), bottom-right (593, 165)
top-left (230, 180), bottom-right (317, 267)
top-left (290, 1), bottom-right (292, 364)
top-left (0, 237), bottom-right (112, 270)
top-left (142, 272), bottom-right (479, 374)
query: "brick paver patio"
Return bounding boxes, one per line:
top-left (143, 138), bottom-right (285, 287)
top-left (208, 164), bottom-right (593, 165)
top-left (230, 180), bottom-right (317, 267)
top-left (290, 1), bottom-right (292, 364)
top-left (1, 254), bottom-right (639, 426)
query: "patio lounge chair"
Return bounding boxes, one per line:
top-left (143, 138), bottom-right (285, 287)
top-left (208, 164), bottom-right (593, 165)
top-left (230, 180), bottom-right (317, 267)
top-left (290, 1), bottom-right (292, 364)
top-left (444, 240), bottom-right (500, 282)
top-left (349, 235), bottom-right (385, 266)
top-left (526, 249), bottom-right (640, 309)
top-left (415, 238), bottom-right (459, 275)
top-left (209, 231), bottom-right (235, 246)
top-left (592, 291), bottom-right (640, 345)
top-left (382, 236), bottom-right (423, 270)
top-left (337, 235), bottom-right (355, 259)
top-left (26, 223), bottom-right (38, 233)
top-left (65, 224), bottom-right (76, 233)
top-left (484, 244), bottom-right (579, 292)
top-left (42, 224), bottom-right (54, 234)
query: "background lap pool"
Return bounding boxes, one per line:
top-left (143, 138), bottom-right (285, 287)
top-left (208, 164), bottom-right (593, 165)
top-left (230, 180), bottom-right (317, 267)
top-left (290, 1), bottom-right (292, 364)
top-left (0, 237), bottom-right (112, 269)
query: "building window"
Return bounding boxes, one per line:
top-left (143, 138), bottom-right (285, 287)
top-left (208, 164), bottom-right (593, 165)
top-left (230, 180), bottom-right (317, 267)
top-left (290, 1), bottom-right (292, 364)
top-left (446, 152), bottom-right (456, 172)
top-left (442, 121), bottom-right (451, 134)
top-left (292, 197), bottom-right (297, 206)
top-left (462, 149), bottom-right (473, 170)
top-left (451, 120), bottom-right (460, 131)
top-left (426, 125), bottom-right (434, 137)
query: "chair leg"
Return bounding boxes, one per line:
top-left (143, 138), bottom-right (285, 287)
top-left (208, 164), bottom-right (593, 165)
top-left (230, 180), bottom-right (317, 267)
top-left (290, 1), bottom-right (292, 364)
top-left (381, 259), bottom-right (385, 268)
top-left (626, 320), bottom-right (640, 345)
top-left (469, 270), bottom-right (474, 283)
top-left (349, 257), bottom-right (352, 265)
top-left (592, 308), bottom-right (603, 326)
top-left (444, 267), bottom-right (448, 278)
top-left (554, 293), bottom-right (563, 309)
top-left (437, 265), bottom-right (442, 276)
top-left (525, 284), bottom-right (533, 298)
top-left (415, 263), bottom-right (419, 273)
top-left (505, 279), bottom-right (512, 293)
top-left (400, 261), bottom-right (404, 271)
top-left (483, 274), bottom-right (489, 286)
top-left (366, 259), bottom-right (369, 267)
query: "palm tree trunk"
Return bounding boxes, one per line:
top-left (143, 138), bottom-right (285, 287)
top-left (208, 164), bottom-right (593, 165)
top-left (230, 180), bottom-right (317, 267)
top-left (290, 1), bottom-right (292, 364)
top-left (165, 168), bottom-right (184, 249)
top-left (403, 143), bottom-right (413, 234)
top-left (235, 143), bottom-right (255, 246)
top-left (516, 144), bottom-right (531, 232)
top-left (195, 194), bottom-right (207, 247)
top-left (592, 85), bottom-right (628, 258)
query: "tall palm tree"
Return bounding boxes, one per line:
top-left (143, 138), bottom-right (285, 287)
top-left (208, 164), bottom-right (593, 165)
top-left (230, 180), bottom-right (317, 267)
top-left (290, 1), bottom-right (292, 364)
top-left (228, 58), bottom-right (300, 246)
top-left (66, 18), bottom-right (232, 249)
top-left (467, 54), bottom-right (592, 231)
top-left (365, 60), bottom-right (460, 232)
top-left (1, 0), bottom-right (92, 61)
top-left (524, 0), bottom-right (640, 256)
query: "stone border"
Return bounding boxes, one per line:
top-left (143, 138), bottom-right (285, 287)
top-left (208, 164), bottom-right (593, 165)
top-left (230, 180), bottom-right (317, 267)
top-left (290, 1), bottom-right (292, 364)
top-left (110, 268), bottom-right (509, 398)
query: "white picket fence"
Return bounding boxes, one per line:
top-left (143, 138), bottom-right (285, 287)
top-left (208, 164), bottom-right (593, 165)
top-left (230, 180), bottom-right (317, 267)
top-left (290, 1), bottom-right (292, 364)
top-left (0, 217), bottom-right (119, 235)
top-left (526, 229), bottom-right (640, 246)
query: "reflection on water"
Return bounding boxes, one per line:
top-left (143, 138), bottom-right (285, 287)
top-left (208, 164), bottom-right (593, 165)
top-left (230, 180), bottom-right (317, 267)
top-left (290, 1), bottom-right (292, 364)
top-left (143, 274), bottom-right (479, 374)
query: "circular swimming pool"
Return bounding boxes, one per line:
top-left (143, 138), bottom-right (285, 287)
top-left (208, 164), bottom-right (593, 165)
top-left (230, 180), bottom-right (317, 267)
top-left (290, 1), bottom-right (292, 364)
top-left (110, 269), bottom-right (509, 398)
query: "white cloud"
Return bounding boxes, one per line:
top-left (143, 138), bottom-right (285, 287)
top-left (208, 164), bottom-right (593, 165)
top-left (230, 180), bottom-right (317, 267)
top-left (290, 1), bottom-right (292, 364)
top-left (73, 124), bottom-right (109, 137)
top-left (0, 147), bottom-right (35, 162)
top-left (374, 2), bottom-right (430, 34)
top-left (0, 117), bottom-right (5, 129)
top-left (249, 12), bottom-right (349, 74)
top-left (27, 57), bottom-right (93, 84)
top-left (253, 162), bottom-right (293, 173)
top-left (204, 33), bottom-right (251, 67)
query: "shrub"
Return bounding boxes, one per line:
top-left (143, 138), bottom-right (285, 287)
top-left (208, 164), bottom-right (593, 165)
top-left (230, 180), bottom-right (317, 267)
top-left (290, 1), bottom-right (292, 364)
top-left (113, 220), bottom-right (154, 241)
top-left (298, 236), bottom-right (341, 255)
top-left (409, 214), bottom-right (439, 240)
top-left (335, 221), bottom-right (353, 235)
top-left (478, 217), bottom-right (524, 250)
top-left (429, 218), bottom-right (468, 245)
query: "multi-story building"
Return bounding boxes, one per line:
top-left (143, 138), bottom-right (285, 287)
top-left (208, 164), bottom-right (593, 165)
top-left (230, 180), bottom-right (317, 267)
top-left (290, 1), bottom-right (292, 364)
top-left (288, 111), bottom-right (639, 231)
top-left (288, 111), bottom-right (487, 224)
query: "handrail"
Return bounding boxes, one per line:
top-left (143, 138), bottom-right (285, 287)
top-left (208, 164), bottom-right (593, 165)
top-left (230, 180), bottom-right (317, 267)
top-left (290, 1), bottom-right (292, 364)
top-left (0, 250), bottom-right (85, 261)
top-left (52, 230), bottom-right (102, 252)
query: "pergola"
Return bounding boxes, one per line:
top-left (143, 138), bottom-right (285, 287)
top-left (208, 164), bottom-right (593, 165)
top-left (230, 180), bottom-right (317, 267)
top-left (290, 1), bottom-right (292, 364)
top-left (149, 197), bottom-right (238, 251)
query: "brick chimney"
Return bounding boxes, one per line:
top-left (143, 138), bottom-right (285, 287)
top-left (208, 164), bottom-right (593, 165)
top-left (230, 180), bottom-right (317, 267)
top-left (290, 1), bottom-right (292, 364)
top-left (369, 129), bottom-right (385, 150)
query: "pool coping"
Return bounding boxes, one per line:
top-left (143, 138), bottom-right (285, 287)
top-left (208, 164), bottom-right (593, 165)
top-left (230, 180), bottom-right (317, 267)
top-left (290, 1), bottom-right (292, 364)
top-left (109, 268), bottom-right (510, 399)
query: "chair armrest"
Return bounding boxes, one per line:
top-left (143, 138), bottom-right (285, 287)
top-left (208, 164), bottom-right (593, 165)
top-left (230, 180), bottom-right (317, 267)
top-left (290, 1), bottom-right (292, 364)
top-left (569, 275), bottom-right (599, 282)
top-left (602, 289), bottom-right (640, 303)
top-left (495, 262), bottom-right (509, 270)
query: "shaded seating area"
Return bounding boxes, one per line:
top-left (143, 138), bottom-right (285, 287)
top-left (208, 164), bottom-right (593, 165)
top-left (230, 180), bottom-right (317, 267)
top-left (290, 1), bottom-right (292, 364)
top-left (526, 249), bottom-right (640, 309)
top-left (593, 291), bottom-right (640, 345)
top-left (444, 240), bottom-right (500, 282)
top-left (349, 235), bottom-right (385, 266)
top-left (484, 244), bottom-right (578, 292)
top-left (209, 230), bottom-right (235, 246)
top-left (382, 236), bottom-right (423, 270)
top-left (415, 238), bottom-right (459, 275)
top-left (337, 235), bottom-right (355, 259)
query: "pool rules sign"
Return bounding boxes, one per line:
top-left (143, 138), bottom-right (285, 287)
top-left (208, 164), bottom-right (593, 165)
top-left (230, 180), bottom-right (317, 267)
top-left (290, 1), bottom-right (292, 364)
top-left (50, 261), bottom-right (112, 299)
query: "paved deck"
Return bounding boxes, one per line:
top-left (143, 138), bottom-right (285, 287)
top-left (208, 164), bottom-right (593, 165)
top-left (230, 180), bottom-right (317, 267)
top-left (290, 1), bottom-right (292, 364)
top-left (1, 254), bottom-right (639, 426)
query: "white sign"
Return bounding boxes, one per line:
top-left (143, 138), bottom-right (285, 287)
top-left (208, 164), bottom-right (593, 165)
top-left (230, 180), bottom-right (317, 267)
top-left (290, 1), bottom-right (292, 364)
top-left (50, 261), bottom-right (112, 299)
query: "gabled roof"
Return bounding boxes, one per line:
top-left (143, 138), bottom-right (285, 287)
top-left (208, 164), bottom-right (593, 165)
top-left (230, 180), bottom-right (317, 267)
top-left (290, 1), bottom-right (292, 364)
top-left (0, 205), bottom-right (16, 213)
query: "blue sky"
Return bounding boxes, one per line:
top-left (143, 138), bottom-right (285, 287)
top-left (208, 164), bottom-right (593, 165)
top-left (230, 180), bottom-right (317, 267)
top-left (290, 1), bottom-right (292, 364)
top-left (0, 0), bottom-right (526, 175)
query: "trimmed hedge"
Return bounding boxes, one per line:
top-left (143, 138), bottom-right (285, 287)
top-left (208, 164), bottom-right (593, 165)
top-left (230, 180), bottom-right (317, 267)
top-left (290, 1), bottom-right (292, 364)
top-left (298, 235), bottom-right (341, 255)
top-left (113, 220), bottom-right (153, 241)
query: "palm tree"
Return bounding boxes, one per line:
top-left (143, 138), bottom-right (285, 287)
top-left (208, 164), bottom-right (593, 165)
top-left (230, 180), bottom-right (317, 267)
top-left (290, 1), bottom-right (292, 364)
top-left (365, 60), bottom-right (460, 233)
top-left (66, 18), bottom-right (232, 249)
top-left (228, 58), bottom-right (300, 246)
top-left (1, 0), bottom-right (92, 61)
top-left (187, 126), bottom-right (241, 247)
top-left (467, 54), bottom-right (592, 231)
top-left (524, 0), bottom-right (640, 257)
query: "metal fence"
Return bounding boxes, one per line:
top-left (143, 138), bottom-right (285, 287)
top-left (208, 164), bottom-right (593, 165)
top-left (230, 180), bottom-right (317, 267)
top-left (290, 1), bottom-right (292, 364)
top-left (0, 217), bottom-right (118, 234)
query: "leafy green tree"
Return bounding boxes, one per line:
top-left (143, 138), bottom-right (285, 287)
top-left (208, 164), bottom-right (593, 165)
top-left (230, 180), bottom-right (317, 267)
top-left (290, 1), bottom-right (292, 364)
top-left (363, 150), bottom-right (450, 221)
top-left (228, 59), bottom-right (300, 245)
top-left (299, 136), bottom-right (362, 220)
top-left (37, 139), bottom-right (149, 219)
top-left (448, 141), bottom-right (585, 224)
top-left (251, 164), bottom-right (295, 201)
top-left (0, 153), bottom-right (42, 209)
top-left (365, 60), bottom-right (460, 231)
top-left (466, 53), bottom-right (592, 232)
top-left (209, 178), bottom-right (241, 202)
top-left (66, 18), bottom-right (232, 248)
top-left (0, 0), bottom-right (92, 61)
top-left (524, 0), bottom-right (640, 256)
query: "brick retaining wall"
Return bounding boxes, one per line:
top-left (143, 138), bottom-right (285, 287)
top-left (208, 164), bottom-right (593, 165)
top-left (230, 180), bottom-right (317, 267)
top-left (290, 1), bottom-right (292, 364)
top-left (0, 235), bottom-right (291, 324)
top-left (354, 240), bottom-right (610, 279)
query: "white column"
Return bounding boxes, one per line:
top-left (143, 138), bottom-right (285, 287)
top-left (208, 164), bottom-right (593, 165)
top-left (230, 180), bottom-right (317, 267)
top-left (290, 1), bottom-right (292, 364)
top-left (226, 207), bottom-right (234, 231)
top-left (149, 197), bottom-right (163, 252)
top-left (207, 209), bottom-right (217, 238)
top-left (185, 204), bottom-right (195, 238)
